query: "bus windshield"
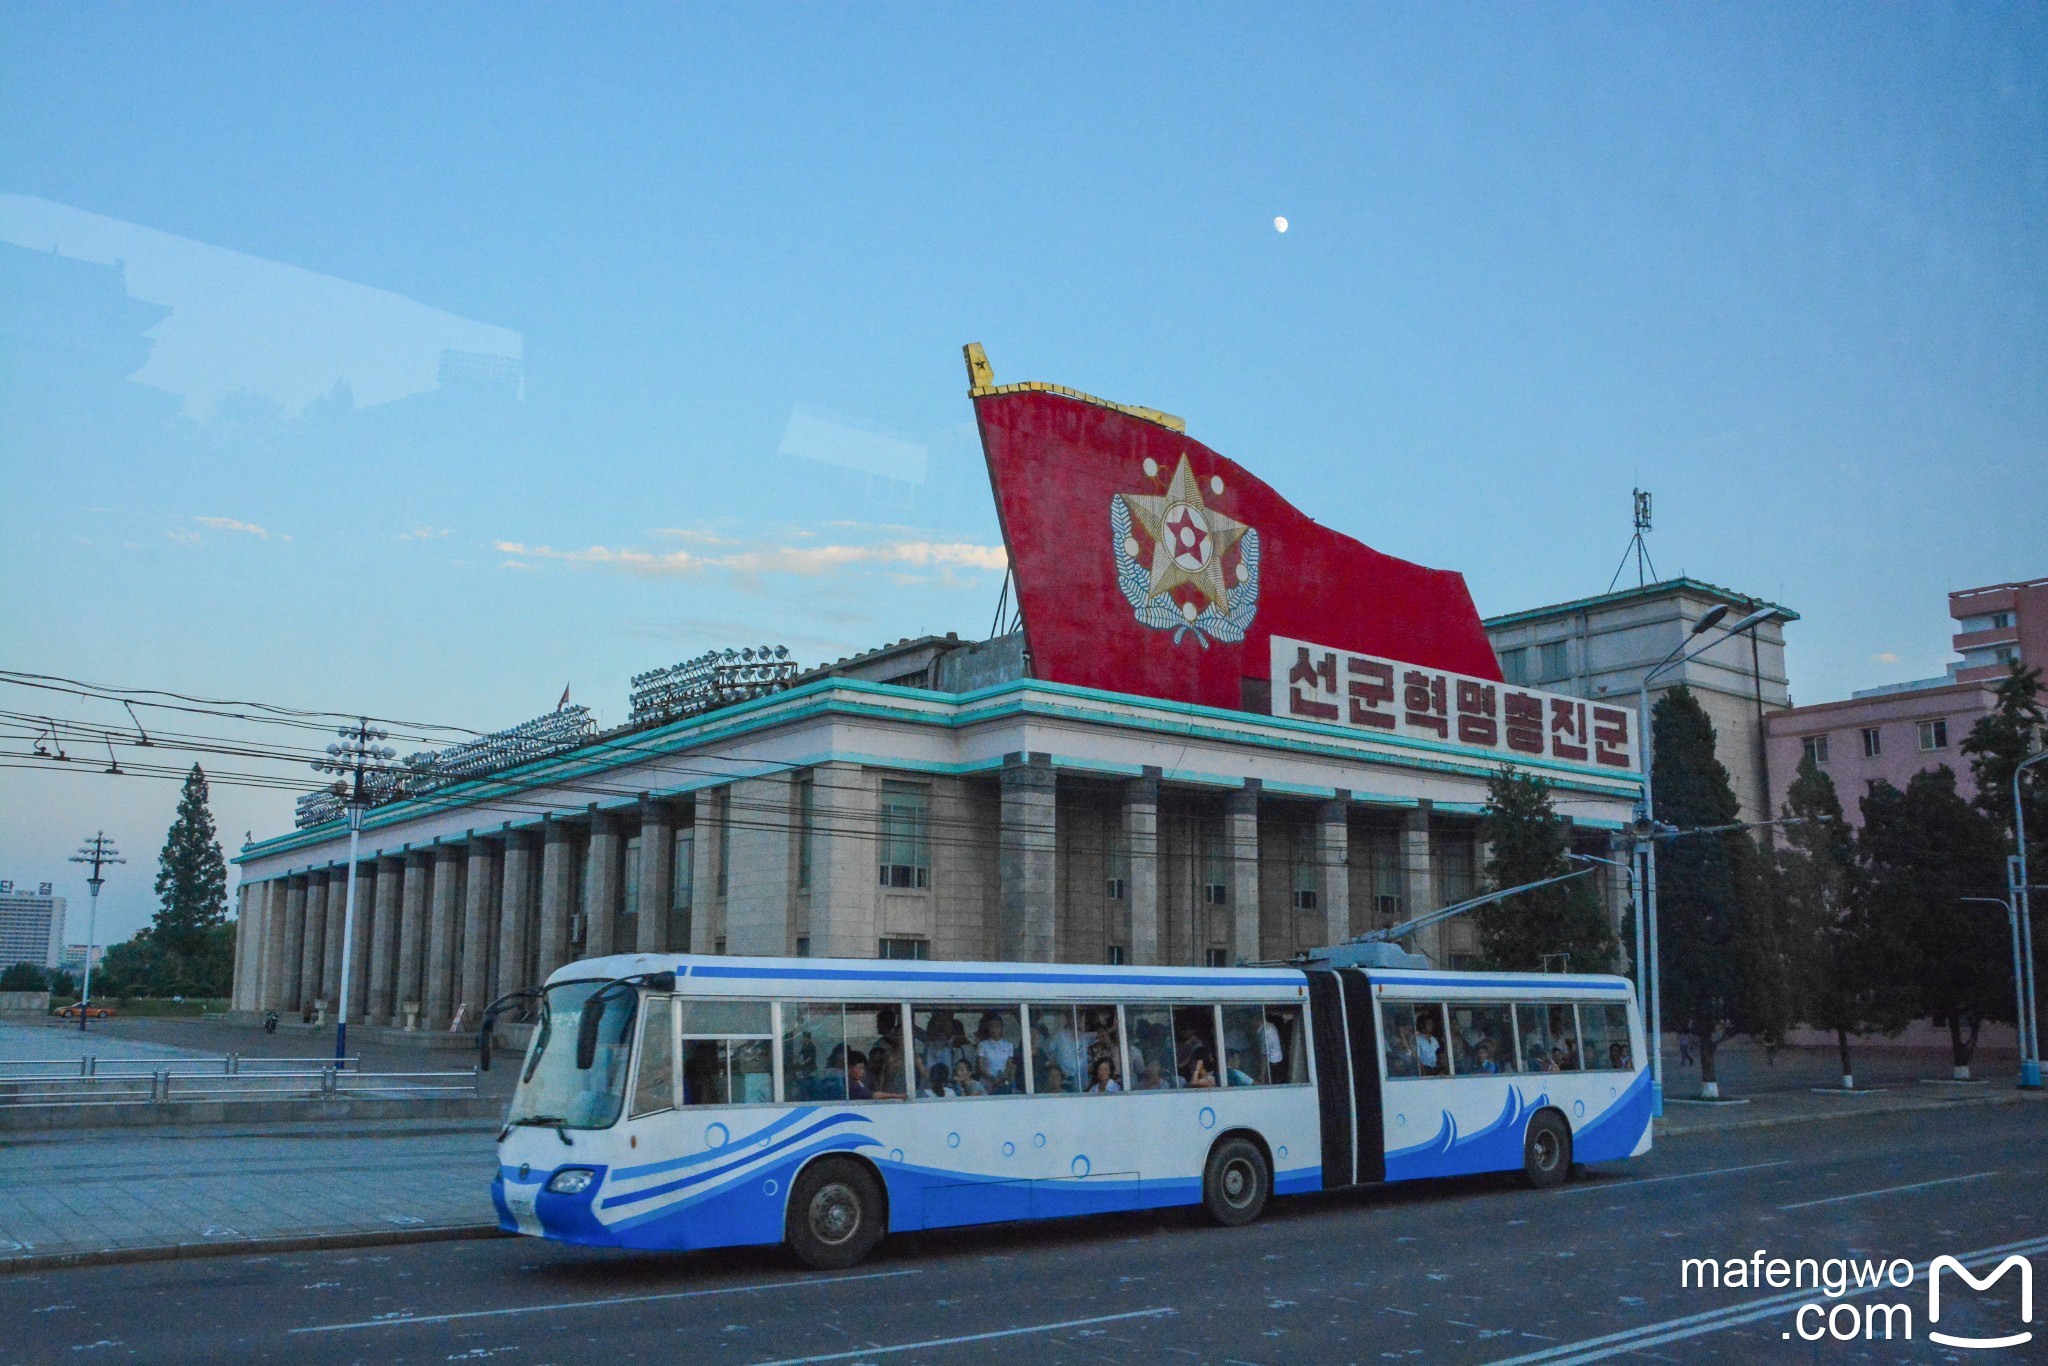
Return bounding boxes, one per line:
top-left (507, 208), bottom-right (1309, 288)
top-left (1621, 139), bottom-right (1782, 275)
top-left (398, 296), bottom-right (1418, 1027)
top-left (507, 980), bottom-right (638, 1130)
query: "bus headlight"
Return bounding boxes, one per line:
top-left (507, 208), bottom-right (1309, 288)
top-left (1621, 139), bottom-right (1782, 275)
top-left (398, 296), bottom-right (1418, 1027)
top-left (546, 1168), bottom-right (597, 1195)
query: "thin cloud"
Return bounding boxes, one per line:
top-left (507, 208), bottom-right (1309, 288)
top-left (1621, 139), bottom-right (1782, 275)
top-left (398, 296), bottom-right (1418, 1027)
top-left (399, 526), bottom-right (453, 541)
top-left (494, 536), bottom-right (1007, 580)
top-left (1871, 651), bottom-right (1901, 664)
top-left (194, 516), bottom-right (270, 538)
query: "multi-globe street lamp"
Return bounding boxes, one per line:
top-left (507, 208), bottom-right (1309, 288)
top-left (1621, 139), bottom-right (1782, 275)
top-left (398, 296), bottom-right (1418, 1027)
top-left (67, 833), bottom-right (122, 1030)
top-left (310, 720), bottom-right (398, 1064)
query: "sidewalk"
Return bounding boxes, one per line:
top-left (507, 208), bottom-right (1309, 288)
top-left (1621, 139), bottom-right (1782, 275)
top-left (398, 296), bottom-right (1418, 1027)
top-left (0, 1115), bottom-right (503, 1272)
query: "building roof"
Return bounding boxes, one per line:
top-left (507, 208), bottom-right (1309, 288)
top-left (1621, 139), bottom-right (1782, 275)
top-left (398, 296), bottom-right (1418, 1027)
top-left (1481, 576), bottom-right (1799, 631)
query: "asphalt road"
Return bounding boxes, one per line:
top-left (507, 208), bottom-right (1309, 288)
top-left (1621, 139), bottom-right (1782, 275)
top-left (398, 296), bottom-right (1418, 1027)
top-left (4, 1103), bottom-right (2041, 1365)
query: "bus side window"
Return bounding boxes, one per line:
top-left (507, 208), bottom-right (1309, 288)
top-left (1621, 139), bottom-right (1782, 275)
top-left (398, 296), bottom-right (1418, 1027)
top-left (631, 996), bottom-right (676, 1117)
top-left (1171, 1004), bottom-right (1221, 1089)
top-left (1079, 1005), bottom-right (1124, 1093)
top-left (675, 998), bottom-right (772, 1106)
top-left (1220, 1004), bottom-right (1269, 1086)
top-left (1027, 1003), bottom-right (1082, 1094)
top-left (1381, 1003), bottom-right (1419, 1079)
top-left (843, 1004), bottom-right (906, 1101)
top-left (1412, 1004), bottom-right (1448, 1076)
top-left (1547, 1005), bottom-right (1582, 1071)
top-left (1448, 1004), bottom-right (1515, 1076)
top-left (1125, 1004), bottom-right (1178, 1090)
top-left (1578, 1003), bottom-right (1633, 1071)
top-left (1515, 1004), bottom-right (1556, 1073)
top-left (780, 1002), bottom-right (846, 1102)
top-left (1265, 1004), bottom-right (1305, 1084)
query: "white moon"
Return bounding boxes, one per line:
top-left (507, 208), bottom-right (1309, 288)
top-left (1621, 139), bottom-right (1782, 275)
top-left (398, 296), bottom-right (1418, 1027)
top-left (1273, 216), bottom-right (1289, 233)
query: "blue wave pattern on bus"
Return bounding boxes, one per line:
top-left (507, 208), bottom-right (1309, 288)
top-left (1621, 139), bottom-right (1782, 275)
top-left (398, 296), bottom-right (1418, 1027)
top-left (601, 1110), bottom-right (874, 1210)
top-left (1381, 1069), bottom-right (1652, 1181)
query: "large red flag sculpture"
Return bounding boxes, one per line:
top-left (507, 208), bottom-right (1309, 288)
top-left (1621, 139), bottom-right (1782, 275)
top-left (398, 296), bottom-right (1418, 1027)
top-left (967, 345), bottom-right (1503, 713)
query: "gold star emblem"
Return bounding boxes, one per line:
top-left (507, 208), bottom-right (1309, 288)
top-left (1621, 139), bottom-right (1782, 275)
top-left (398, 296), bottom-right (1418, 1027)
top-left (1119, 455), bottom-right (1248, 612)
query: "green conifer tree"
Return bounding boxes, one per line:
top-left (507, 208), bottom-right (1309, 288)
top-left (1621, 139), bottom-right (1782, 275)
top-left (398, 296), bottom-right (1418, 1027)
top-left (1475, 766), bottom-right (1617, 972)
top-left (152, 764), bottom-right (231, 995)
top-left (1777, 753), bottom-right (1914, 1086)
top-left (1858, 768), bottom-right (2010, 1074)
top-left (1651, 686), bottom-right (1787, 1091)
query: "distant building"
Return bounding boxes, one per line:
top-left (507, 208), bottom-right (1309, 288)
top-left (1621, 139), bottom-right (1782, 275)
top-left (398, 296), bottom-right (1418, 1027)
top-left (1483, 579), bottom-right (1795, 824)
top-left (1764, 574), bottom-right (2041, 824)
top-left (0, 880), bottom-right (67, 970)
top-left (56, 943), bottom-right (104, 978)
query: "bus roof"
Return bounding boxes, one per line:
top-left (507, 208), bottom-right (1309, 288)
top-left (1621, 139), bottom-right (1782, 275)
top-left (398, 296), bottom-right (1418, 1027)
top-left (544, 954), bottom-right (1632, 1003)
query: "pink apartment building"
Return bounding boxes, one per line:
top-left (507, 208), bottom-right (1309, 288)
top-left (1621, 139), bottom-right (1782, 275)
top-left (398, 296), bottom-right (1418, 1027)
top-left (1765, 576), bottom-right (2043, 824)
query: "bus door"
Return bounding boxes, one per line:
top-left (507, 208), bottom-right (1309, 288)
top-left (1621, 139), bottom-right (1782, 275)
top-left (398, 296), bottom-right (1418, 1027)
top-left (1306, 968), bottom-right (1385, 1189)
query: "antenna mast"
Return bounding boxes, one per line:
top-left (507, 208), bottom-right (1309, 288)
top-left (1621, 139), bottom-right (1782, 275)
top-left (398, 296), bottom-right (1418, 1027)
top-left (1606, 488), bottom-right (1658, 593)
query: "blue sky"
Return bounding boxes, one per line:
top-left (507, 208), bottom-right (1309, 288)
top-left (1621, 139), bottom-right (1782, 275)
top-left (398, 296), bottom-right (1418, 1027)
top-left (2, 4), bottom-right (2043, 943)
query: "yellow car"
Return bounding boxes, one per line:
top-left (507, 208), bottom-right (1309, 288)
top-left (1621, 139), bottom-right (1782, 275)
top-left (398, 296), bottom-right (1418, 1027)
top-left (54, 1001), bottom-right (115, 1019)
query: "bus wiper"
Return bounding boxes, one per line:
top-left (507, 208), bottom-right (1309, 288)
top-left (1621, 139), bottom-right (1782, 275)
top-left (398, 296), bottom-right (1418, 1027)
top-left (510, 1114), bottom-right (569, 1126)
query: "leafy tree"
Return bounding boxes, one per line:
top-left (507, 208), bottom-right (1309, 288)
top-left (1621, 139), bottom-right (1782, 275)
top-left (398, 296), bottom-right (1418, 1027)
top-left (1962, 663), bottom-right (2046, 846)
top-left (1476, 766), bottom-right (1617, 972)
top-left (0, 962), bottom-right (48, 991)
top-left (1651, 686), bottom-right (1788, 1090)
top-left (49, 968), bottom-right (77, 998)
top-left (1776, 753), bottom-right (1914, 1085)
top-left (1859, 768), bottom-right (2010, 1073)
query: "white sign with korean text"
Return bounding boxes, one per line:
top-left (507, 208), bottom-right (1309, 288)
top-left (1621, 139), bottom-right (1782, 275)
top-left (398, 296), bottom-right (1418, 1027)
top-left (1269, 635), bottom-right (1639, 772)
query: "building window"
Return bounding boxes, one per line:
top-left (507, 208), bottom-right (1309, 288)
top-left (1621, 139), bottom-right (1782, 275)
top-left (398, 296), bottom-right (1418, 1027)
top-left (1995, 646), bottom-right (2018, 665)
top-left (1291, 831), bottom-right (1317, 912)
top-left (1376, 892), bottom-right (1402, 925)
top-left (1105, 821), bottom-right (1129, 902)
top-left (795, 936), bottom-right (810, 957)
top-left (878, 780), bottom-right (931, 889)
top-left (1802, 735), bottom-right (1830, 766)
top-left (1200, 824), bottom-right (1228, 905)
top-left (878, 936), bottom-right (929, 960)
top-left (1498, 648), bottom-right (1528, 685)
top-left (796, 776), bottom-right (814, 891)
top-left (1918, 719), bottom-right (1949, 751)
top-left (714, 937), bottom-right (727, 955)
top-left (1204, 948), bottom-right (1228, 968)
top-left (1993, 612), bottom-right (2013, 629)
top-left (1861, 727), bottom-right (1882, 759)
top-left (1105, 945), bottom-right (1127, 965)
top-left (672, 829), bottom-right (695, 910)
top-left (1537, 640), bottom-right (1569, 683)
top-left (622, 836), bottom-right (641, 919)
top-left (715, 789), bottom-right (731, 899)
top-left (1105, 877), bottom-right (1128, 901)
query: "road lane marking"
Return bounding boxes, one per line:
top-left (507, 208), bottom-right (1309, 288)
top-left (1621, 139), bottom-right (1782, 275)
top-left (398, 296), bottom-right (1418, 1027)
top-left (1483, 1233), bottom-right (2048, 1365)
top-left (1776, 1171), bottom-right (1995, 1211)
top-left (290, 1268), bottom-right (920, 1333)
top-left (744, 1308), bottom-right (1177, 1365)
top-left (1556, 1159), bottom-right (1790, 1196)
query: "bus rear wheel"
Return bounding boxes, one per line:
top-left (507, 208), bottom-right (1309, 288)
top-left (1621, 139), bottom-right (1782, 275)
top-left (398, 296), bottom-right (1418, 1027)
top-left (786, 1157), bottom-right (884, 1269)
top-left (1522, 1112), bottom-right (1573, 1190)
top-left (1203, 1137), bottom-right (1271, 1227)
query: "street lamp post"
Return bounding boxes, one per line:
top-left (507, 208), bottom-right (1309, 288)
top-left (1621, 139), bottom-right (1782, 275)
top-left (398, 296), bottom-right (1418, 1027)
top-left (311, 720), bottom-right (397, 1065)
top-left (1635, 603), bottom-right (1779, 1112)
top-left (1962, 893), bottom-right (2031, 1087)
top-left (67, 833), bottom-right (123, 1030)
top-left (2011, 749), bottom-right (2046, 1089)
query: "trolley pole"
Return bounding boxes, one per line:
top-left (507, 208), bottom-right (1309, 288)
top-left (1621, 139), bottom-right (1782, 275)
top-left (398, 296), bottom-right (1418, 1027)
top-left (312, 720), bottom-right (395, 1066)
top-left (68, 833), bottom-right (123, 1030)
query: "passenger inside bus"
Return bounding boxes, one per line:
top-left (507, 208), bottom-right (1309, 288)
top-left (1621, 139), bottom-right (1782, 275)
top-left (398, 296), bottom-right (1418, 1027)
top-left (1087, 1056), bottom-right (1121, 1092)
top-left (1413, 1007), bottom-right (1447, 1076)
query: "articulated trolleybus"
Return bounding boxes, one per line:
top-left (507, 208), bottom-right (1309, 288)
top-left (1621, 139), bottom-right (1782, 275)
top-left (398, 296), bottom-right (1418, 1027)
top-left (485, 949), bottom-right (1650, 1268)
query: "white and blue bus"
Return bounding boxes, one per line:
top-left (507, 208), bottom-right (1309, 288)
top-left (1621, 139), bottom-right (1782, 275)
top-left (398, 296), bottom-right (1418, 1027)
top-left (486, 952), bottom-right (1650, 1268)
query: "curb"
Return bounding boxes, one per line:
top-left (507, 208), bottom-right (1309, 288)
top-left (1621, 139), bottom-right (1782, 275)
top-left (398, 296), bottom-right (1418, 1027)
top-left (0, 1222), bottom-right (508, 1277)
top-left (1655, 1087), bottom-right (2024, 1138)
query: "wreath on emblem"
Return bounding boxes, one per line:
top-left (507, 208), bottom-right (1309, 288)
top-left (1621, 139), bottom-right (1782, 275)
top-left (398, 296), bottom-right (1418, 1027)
top-left (1111, 495), bottom-right (1261, 647)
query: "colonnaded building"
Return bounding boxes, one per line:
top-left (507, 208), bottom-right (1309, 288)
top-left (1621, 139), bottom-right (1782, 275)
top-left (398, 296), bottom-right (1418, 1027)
top-left (229, 350), bottom-right (1646, 1033)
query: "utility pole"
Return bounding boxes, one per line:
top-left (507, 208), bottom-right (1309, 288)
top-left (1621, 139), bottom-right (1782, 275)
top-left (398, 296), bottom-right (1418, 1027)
top-left (67, 833), bottom-right (123, 1031)
top-left (311, 720), bottom-right (397, 1065)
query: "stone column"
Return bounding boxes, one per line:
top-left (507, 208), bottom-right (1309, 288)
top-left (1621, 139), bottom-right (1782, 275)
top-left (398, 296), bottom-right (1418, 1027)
top-left (425, 844), bottom-right (464, 1030)
top-left (1125, 772), bottom-right (1162, 965)
top-left (727, 773), bottom-right (795, 955)
top-left (321, 867), bottom-right (349, 1008)
top-left (299, 872), bottom-right (328, 1010)
top-left (259, 879), bottom-right (290, 1009)
top-left (689, 794), bottom-right (724, 953)
top-left (1225, 783), bottom-right (1261, 966)
top-left (1316, 793), bottom-right (1351, 952)
top-left (536, 821), bottom-right (574, 982)
top-left (368, 856), bottom-right (404, 1026)
top-left (1399, 803), bottom-right (1436, 964)
top-left (998, 754), bottom-right (1057, 962)
top-left (495, 831), bottom-right (535, 998)
top-left (805, 766), bottom-right (875, 960)
top-left (230, 883), bottom-right (255, 1011)
top-left (583, 811), bottom-right (623, 959)
top-left (458, 839), bottom-right (496, 1025)
top-left (396, 851), bottom-right (432, 1028)
top-left (343, 861), bottom-right (375, 1024)
top-left (278, 875), bottom-right (308, 1010)
top-left (635, 798), bottom-right (675, 953)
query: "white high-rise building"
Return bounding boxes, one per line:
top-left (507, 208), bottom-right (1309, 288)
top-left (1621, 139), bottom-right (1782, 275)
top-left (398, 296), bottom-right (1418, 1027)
top-left (0, 880), bottom-right (68, 970)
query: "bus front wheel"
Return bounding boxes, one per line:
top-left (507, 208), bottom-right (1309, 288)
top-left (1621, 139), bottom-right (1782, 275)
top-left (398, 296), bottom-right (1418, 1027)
top-left (1203, 1137), bottom-right (1271, 1227)
top-left (786, 1157), bottom-right (885, 1269)
top-left (1522, 1112), bottom-right (1573, 1190)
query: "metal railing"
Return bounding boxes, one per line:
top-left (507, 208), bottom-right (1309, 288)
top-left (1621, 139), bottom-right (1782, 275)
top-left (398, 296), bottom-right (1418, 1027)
top-left (0, 1054), bottom-right (359, 1077)
top-left (0, 1057), bottom-right (478, 1109)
